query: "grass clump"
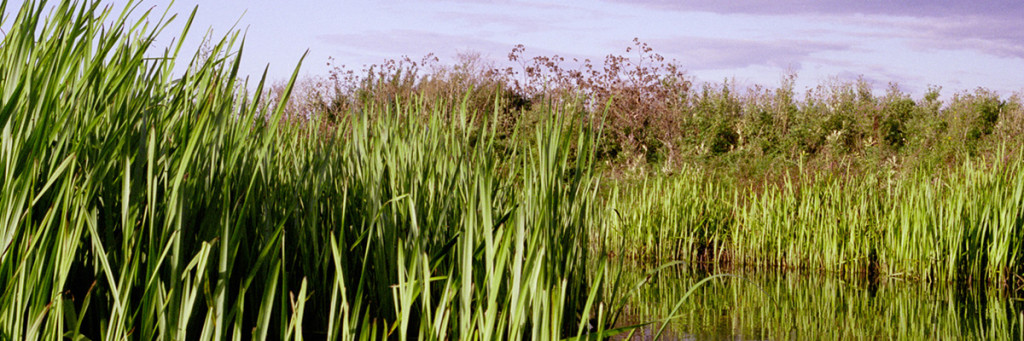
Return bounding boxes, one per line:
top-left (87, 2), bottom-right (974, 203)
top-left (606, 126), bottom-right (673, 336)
top-left (607, 148), bottom-right (1024, 286)
top-left (0, 1), bottom-right (620, 339)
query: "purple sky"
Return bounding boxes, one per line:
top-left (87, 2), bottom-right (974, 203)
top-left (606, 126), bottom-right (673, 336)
top-left (9, 0), bottom-right (1024, 97)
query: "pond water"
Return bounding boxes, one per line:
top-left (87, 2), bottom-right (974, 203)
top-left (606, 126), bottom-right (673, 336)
top-left (606, 263), bottom-right (1024, 340)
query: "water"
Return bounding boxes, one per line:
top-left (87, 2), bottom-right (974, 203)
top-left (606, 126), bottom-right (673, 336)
top-left (605, 263), bottom-right (1024, 340)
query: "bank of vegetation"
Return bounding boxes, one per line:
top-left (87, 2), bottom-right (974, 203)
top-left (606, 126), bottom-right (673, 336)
top-left (287, 26), bottom-right (1024, 287)
top-left (1, 1), bottom-right (1022, 340)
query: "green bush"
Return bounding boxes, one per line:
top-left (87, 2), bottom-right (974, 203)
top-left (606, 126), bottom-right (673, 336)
top-left (967, 95), bottom-right (1003, 141)
top-left (709, 120), bottom-right (739, 155)
top-left (882, 98), bottom-right (915, 149)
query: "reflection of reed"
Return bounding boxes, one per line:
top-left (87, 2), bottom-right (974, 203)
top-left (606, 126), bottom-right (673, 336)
top-left (605, 263), bottom-right (1024, 340)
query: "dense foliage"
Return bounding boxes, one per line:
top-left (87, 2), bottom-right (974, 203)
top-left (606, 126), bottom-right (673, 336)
top-left (0, 1), bottom-right (614, 339)
top-left (2, 1), bottom-right (1022, 340)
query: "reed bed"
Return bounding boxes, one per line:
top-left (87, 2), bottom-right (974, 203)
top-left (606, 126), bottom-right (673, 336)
top-left (606, 148), bottom-right (1024, 286)
top-left (4, 0), bottom-right (1024, 340)
top-left (602, 167), bottom-right (733, 263)
top-left (0, 1), bottom-right (617, 339)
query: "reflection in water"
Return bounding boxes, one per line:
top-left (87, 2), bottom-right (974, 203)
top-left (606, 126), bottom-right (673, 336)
top-left (606, 263), bottom-right (1024, 340)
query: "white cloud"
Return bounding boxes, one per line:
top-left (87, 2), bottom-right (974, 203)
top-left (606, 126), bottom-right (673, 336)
top-left (50, 0), bottom-right (1019, 97)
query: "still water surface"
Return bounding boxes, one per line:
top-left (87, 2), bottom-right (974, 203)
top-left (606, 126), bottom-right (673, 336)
top-left (608, 264), bottom-right (1024, 340)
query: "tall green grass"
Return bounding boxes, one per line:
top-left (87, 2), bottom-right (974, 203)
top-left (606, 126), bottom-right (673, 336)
top-left (4, 1), bottom-right (1021, 339)
top-left (738, 146), bottom-right (1024, 284)
top-left (0, 1), bottom-right (618, 339)
top-left (603, 167), bottom-right (733, 262)
top-left (607, 148), bottom-right (1024, 286)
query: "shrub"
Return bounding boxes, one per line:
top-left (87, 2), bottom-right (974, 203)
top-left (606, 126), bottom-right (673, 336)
top-left (709, 120), bottom-right (739, 155)
top-left (274, 39), bottom-right (1024, 184)
top-left (967, 93), bottom-right (1003, 141)
top-left (882, 97), bottom-right (915, 149)
top-left (503, 39), bottom-right (692, 160)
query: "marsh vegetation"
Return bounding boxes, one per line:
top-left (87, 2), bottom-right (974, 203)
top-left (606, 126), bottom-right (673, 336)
top-left (2, 1), bottom-right (1022, 340)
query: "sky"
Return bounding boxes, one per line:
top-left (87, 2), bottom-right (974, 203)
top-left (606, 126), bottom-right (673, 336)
top-left (6, 0), bottom-right (1024, 98)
